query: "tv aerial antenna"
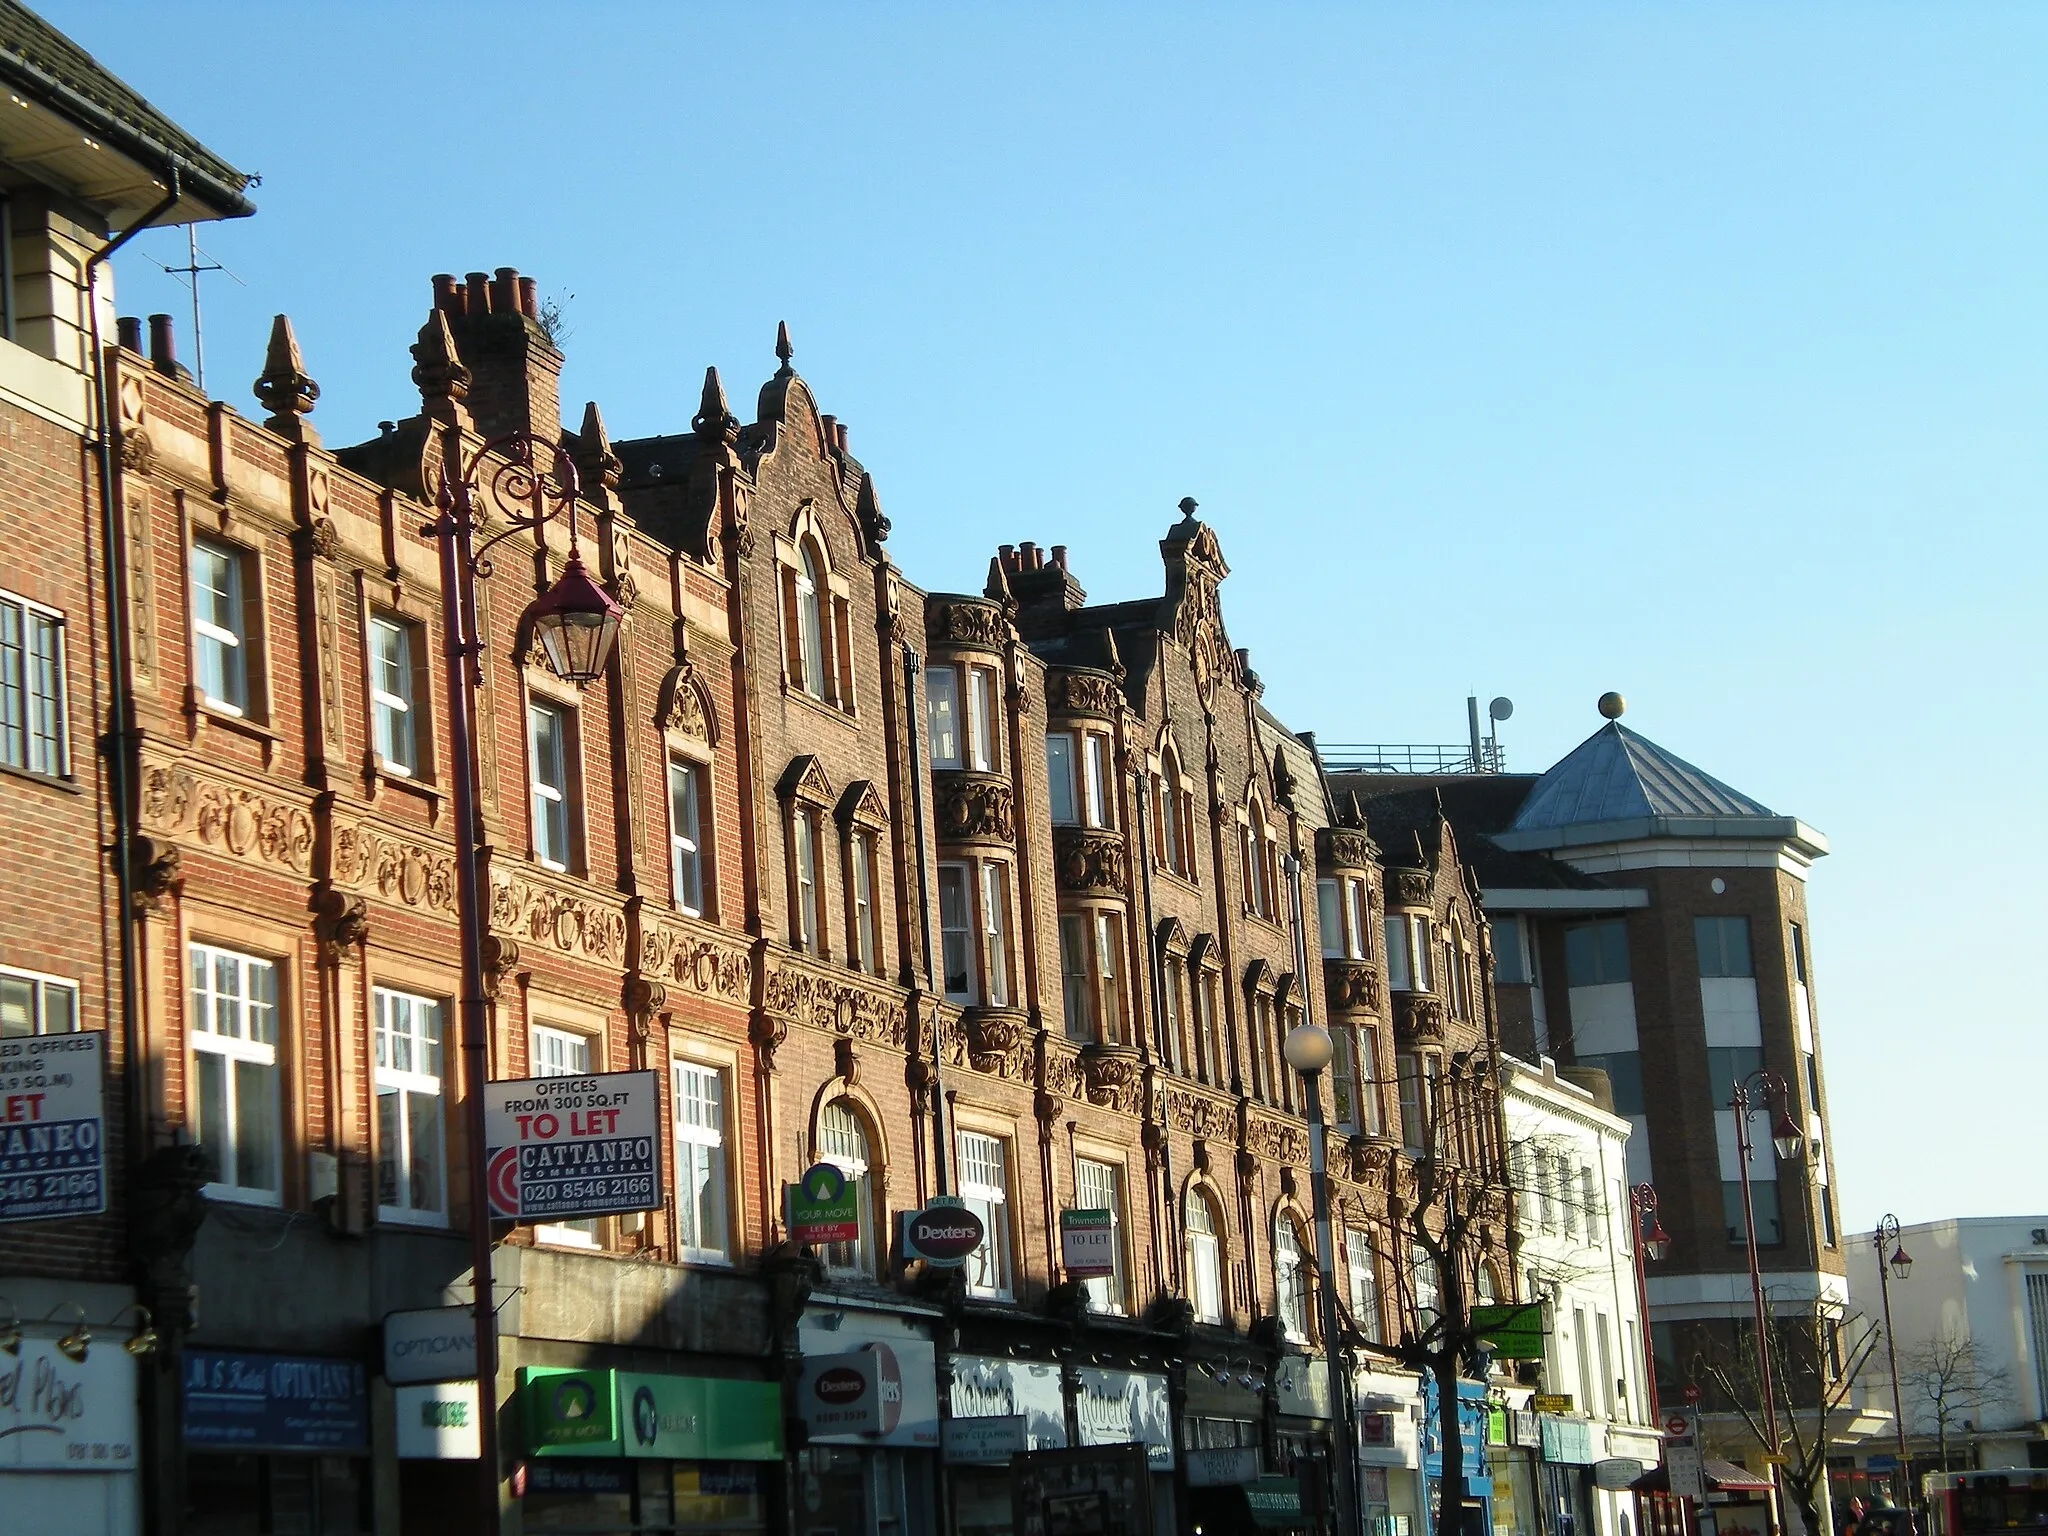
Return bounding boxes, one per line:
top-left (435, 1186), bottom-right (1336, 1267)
top-left (148, 226), bottom-right (244, 393)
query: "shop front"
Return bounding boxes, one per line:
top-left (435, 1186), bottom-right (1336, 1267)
top-left (1273, 1355), bottom-right (1339, 1530)
top-left (516, 1364), bottom-right (783, 1533)
top-left (1422, 1378), bottom-right (1493, 1536)
top-left (795, 1303), bottom-right (941, 1536)
top-left (1494, 1408), bottom-right (1542, 1536)
top-left (1356, 1369), bottom-right (1425, 1536)
top-left (1073, 1365), bottom-right (1175, 1535)
top-left (1537, 1415), bottom-right (1597, 1536)
top-left (0, 1328), bottom-right (140, 1533)
top-left (181, 1347), bottom-right (373, 1533)
top-left (946, 1353), bottom-right (1069, 1536)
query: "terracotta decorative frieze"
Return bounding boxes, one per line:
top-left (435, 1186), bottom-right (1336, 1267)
top-left (1053, 827), bottom-right (1127, 896)
top-left (763, 961), bottom-right (908, 1049)
top-left (313, 567), bottom-right (345, 751)
top-left (1346, 1137), bottom-right (1393, 1187)
top-left (1317, 827), bottom-right (1377, 872)
top-left (1045, 668), bottom-right (1121, 719)
top-left (926, 598), bottom-right (1009, 650)
top-left (1079, 1043), bottom-right (1143, 1112)
top-left (125, 488), bottom-right (156, 687)
top-left (1043, 1043), bottom-right (1085, 1103)
top-left (640, 922), bottom-right (751, 1004)
top-left (1324, 960), bottom-right (1381, 1014)
top-left (961, 1008), bottom-right (1029, 1079)
top-left (1244, 1114), bottom-right (1308, 1168)
top-left (1163, 1087), bottom-right (1237, 1142)
top-left (139, 762), bottom-right (314, 875)
top-left (933, 771), bottom-right (1015, 845)
top-left (1393, 994), bottom-right (1445, 1043)
top-left (1386, 868), bottom-right (1432, 908)
top-left (489, 874), bottom-right (629, 965)
top-left (331, 824), bottom-right (456, 914)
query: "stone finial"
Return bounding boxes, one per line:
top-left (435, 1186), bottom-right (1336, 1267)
top-left (253, 314), bottom-right (320, 444)
top-left (855, 471), bottom-right (890, 546)
top-left (410, 309), bottom-right (472, 425)
top-left (1099, 626), bottom-right (1125, 681)
top-left (692, 365), bottom-right (738, 443)
top-left (984, 553), bottom-right (1015, 613)
top-left (1177, 496), bottom-right (1199, 521)
top-left (774, 320), bottom-right (794, 377)
top-left (1343, 790), bottom-right (1365, 828)
top-left (572, 400), bottom-right (622, 495)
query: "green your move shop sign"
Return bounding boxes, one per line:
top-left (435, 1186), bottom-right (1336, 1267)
top-left (519, 1367), bottom-right (782, 1461)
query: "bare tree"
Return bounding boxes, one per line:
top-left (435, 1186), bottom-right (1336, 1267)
top-left (1695, 1298), bottom-right (1881, 1536)
top-left (1901, 1330), bottom-right (2013, 1473)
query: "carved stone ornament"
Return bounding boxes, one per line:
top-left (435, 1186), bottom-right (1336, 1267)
top-left (1042, 1045), bottom-right (1085, 1103)
top-left (479, 935), bottom-right (522, 998)
top-left (926, 598), bottom-right (1009, 651)
top-left (1053, 826), bottom-right (1128, 896)
top-left (763, 961), bottom-right (907, 1049)
top-left (962, 1009), bottom-right (1028, 1079)
top-left (640, 923), bottom-right (751, 1003)
top-left (1164, 1088), bottom-right (1237, 1142)
top-left (128, 835), bottom-right (181, 913)
top-left (1394, 993), bottom-right (1445, 1043)
top-left (1046, 668), bottom-right (1122, 720)
top-left (141, 764), bottom-right (315, 875)
top-left (117, 428), bottom-right (155, 475)
top-left (489, 875), bottom-right (628, 964)
top-left (1079, 1043), bottom-right (1143, 1113)
top-left (934, 771), bottom-right (1015, 846)
top-left (1388, 869), bottom-right (1433, 908)
top-left (331, 824), bottom-right (456, 914)
top-left (654, 661), bottom-right (716, 743)
top-left (316, 892), bottom-right (369, 964)
top-left (1347, 1137), bottom-right (1392, 1187)
top-left (1324, 960), bottom-right (1381, 1015)
top-left (1318, 826), bottom-right (1378, 872)
top-left (1244, 1115), bottom-right (1309, 1168)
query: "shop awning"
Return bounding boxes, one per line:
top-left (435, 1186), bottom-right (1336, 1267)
top-left (1632, 1459), bottom-right (1777, 1495)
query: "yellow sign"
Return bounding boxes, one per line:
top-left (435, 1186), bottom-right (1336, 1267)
top-left (1760, 1453), bottom-right (1790, 1466)
top-left (1532, 1394), bottom-right (1574, 1415)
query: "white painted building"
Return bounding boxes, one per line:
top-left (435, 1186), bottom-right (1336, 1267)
top-left (1504, 1056), bottom-right (1665, 1536)
top-left (1845, 1215), bottom-right (2048, 1473)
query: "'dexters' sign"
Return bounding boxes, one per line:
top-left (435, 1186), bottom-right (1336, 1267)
top-left (484, 1070), bottom-right (661, 1222)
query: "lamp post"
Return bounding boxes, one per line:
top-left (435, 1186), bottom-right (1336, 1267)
top-left (1629, 1183), bottom-right (1671, 1424)
top-left (1283, 852), bottom-right (1362, 1536)
top-left (1874, 1214), bottom-right (1914, 1516)
top-left (1729, 1069), bottom-right (1805, 1535)
top-left (426, 430), bottom-right (624, 1536)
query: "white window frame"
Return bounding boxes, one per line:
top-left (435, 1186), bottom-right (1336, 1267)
top-left (1397, 1053), bottom-right (1426, 1153)
top-left (967, 665), bottom-right (999, 772)
top-left (1083, 733), bottom-right (1113, 830)
top-left (849, 831), bottom-right (877, 975)
top-left (0, 589), bottom-right (67, 777)
top-left (1345, 1229), bottom-right (1381, 1342)
top-left (1346, 880), bottom-right (1368, 960)
top-left (1075, 1156), bottom-right (1126, 1314)
top-left (939, 862), bottom-right (976, 1003)
top-left (368, 612), bottom-right (419, 777)
top-left (0, 966), bottom-right (77, 1037)
top-left (792, 810), bottom-right (821, 955)
top-left (819, 1101), bottom-right (875, 1277)
top-left (373, 986), bottom-right (447, 1227)
top-left (1094, 911), bottom-right (1123, 1042)
top-left (926, 666), bottom-right (962, 770)
top-left (1187, 1189), bottom-right (1225, 1324)
top-left (795, 542), bottom-right (827, 699)
top-left (1275, 1216), bottom-right (1311, 1342)
top-left (527, 698), bottom-right (574, 872)
top-left (980, 862), bottom-right (1011, 1008)
top-left (1046, 732), bottom-right (1079, 825)
top-left (530, 1024), bottom-right (599, 1247)
top-left (956, 1130), bottom-right (1014, 1300)
top-left (667, 757), bottom-right (708, 916)
top-left (1318, 879), bottom-right (1343, 959)
top-left (671, 1059), bottom-right (731, 1264)
top-left (1059, 913), bottom-right (1093, 1041)
top-left (189, 537), bottom-right (250, 715)
top-left (187, 942), bottom-right (282, 1205)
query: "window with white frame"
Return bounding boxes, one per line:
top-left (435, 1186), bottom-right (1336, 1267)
top-left (188, 943), bottom-right (281, 1202)
top-left (1411, 1242), bottom-right (1440, 1331)
top-left (1318, 880), bottom-right (1343, 959)
top-left (527, 699), bottom-right (574, 871)
top-left (1154, 745), bottom-right (1188, 877)
top-left (1075, 1156), bottom-right (1126, 1313)
top-left (792, 809), bottom-right (822, 956)
top-left (1330, 1025), bottom-right (1357, 1132)
top-left (189, 538), bottom-right (251, 714)
top-left (531, 1025), bottom-right (598, 1245)
top-left (848, 832), bottom-right (878, 975)
top-left (926, 666), bottom-right (962, 769)
top-left (795, 542), bottom-right (827, 699)
top-left (1046, 732), bottom-right (1078, 825)
top-left (1186, 1188), bottom-right (1225, 1324)
top-left (1159, 954), bottom-right (1185, 1074)
top-left (1095, 912), bottom-right (1123, 1042)
top-left (981, 863), bottom-right (1011, 1007)
top-left (956, 1131), bottom-right (1013, 1299)
top-left (0, 967), bottom-right (76, 1036)
top-left (668, 758), bottom-right (709, 916)
top-left (1561, 1153), bottom-right (1581, 1238)
top-left (1242, 819), bottom-right (1266, 918)
top-left (1275, 1216), bottom-right (1311, 1341)
top-left (968, 665), bottom-right (1000, 772)
top-left (939, 863), bottom-right (975, 1002)
top-left (1357, 1026), bottom-right (1384, 1137)
top-left (1345, 1229), bottom-right (1381, 1341)
top-left (818, 1101), bottom-right (875, 1276)
top-left (368, 613), bottom-right (420, 777)
top-left (0, 589), bottom-right (66, 776)
top-left (1397, 1052), bottom-right (1426, 1153)
top-left (1347, 880), bottom-right (1369, 960)
top-left (1083, 733), bottom-right (1113, 829)
top-left (373, 987), bottom-right (446, 1224)
top-left (1059, 914), bottom-right (1093, 1041)
top-left (671, 1060), bottom-right (730, 1262)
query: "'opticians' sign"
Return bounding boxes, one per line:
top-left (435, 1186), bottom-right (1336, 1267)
top-left (182, 1351), bottom-right (369, 1454)
top-left (0, 1031), bottom-right (106, 1224)
top-left (485, 1069), bottom-right (661, 1221)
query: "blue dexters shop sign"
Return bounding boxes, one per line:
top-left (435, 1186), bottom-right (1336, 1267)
top-left (1420, 1377), bottom-right (1492, 1489)
top-left (182, 1351), bottom-right (370, 1453)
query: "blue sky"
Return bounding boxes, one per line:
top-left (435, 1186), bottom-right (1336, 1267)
top-left (55, 2), bottom-right (2045, 1232)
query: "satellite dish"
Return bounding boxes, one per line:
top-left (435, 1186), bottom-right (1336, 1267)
top-left (1488, 697), bottom-right (1514, 723)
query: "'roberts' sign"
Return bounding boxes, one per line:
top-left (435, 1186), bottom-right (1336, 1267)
top-left (0, 1031), bottom-right (106, 1224)
top-left (383, 1306), bottom-right (487, 1385)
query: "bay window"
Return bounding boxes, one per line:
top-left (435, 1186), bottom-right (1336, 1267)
top-left (926, 666), bottom-right (962, 769)
top-left (940, 864), bottom-right (974, 1002)
top-left (1046, 733), bottom-right (1078, 824)
top-left (968, 665), bottom-right (999, 771)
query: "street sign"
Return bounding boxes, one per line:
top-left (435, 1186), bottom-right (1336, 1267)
top-left (484, 1069), bottom-right (661, 1221)
top-left (1060, 1208), bottom-right (1117, 1279)
top-left (787, 1163), bottom-right (860, 1244)
top-left (906, 1198), bottom-right (985, 1267)
top-left (0, 1030), bottom-right (106, 1223)
top-left (1532, 1393), bottom-right (1574, 1415)
top-left (800, 1346), bottom-right (902, 1437)
top-left (1186, 1446), bottom-right (1261, 1487)
top-left (1761, 1452), bottom-right (1790, 1466)
top-left (1665, 1413), bottom-right (1691, 1438)
top-left (1470, 1302), bottom-right (1547, 1359)
top-left (384, 1306), bottom-right (487, 1384)
top-left (1595, 1458), bottom-right (1645, 1490)
top-left (1664, 1404), bottom-right (1707, 1502)
top-left (945, 1414), bottom-right (1027, 1465)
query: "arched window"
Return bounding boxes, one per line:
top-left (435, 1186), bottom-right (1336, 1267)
top-left (1275, 1216), bottom-right (1311, 1341)
top-left (796, 542), bottom-right (827, 699)
top-left (817, 1101), bottom-right (874, 1276)
top-left (1156, 743), bottom-right (1184, 876)
top-left (1186, 1188), bottom-right (1225, 1324)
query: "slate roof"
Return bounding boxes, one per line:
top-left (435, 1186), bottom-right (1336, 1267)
top-left (1506, 722), bottom-right (1773, 833)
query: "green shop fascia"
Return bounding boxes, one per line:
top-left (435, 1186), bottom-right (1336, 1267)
top-left (519, 1367), bottom-right (783, 1462)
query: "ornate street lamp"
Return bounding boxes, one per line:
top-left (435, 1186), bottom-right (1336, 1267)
top-left (1630, 1183), bottom-right (1669, 1421)
top-left (1875, 1213), bottom-right (1915, 1524)
top-left (1729, 1068), bottom-right (1804, 1534)
top-left (425, 430), bottom-right (622, 1536)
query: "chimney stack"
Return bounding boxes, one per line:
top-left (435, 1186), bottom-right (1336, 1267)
top-left (432, 267), bottom-right (563, 442)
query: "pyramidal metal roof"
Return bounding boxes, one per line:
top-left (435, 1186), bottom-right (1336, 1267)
top-left (1508, 722), bottom-right (1773, 833)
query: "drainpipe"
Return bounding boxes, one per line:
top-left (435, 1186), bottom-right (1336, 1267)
top-left (902, 644), bottom-right (947, 1196)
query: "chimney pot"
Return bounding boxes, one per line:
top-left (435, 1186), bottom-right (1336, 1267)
top-left (1052, 545), bottom-right (1068, 571)
top-left (465, 273), bottom-right (491, 316)
top-left (820, 414), bottom-right (836, 452)
top-left (378, 420), bottom-right (396, 438)
top-left (147, 313), bottom-right (178, 376)
top-left (432, 274), bottom-right (460, 313)
top-left (116, 316), bottom-right (143, 353)
top-left (1020, 541), bottom-right (1038, 569)
top-left (999, 544), bottom-right (1016, 570)
top-left (517, 276), bottom-right (538, 320)
top-left (835, 422), bottom-right (849, 452)
top-left (491, 268), bottom-right (519, 316)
